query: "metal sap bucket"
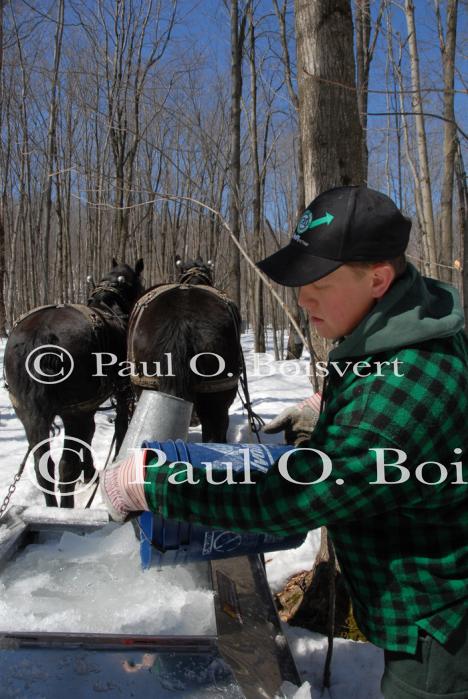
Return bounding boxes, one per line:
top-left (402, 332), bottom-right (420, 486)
top-left (138, 440), bottom-right (305, 568)
top-left (116, 390), bottom-right (193, 459)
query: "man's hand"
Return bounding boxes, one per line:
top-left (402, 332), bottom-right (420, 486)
top-left (99, 463), bottom-right (130, 523)
top-left (99, 451), bottom-right (150, 523)
top-left (263, 394), bottom-right (321, 446)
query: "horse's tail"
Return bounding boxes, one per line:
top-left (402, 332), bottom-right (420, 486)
top-left (152, 316), bottom-right (196, 401)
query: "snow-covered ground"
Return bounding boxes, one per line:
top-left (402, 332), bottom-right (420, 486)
top-left (0, 333), bottom-right (384, 698)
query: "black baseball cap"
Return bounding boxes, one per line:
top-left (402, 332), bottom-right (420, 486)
top-left (256, 186), bottom-right (411, 286)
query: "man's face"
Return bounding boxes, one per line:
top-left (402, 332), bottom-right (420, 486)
top-left (298, 264), bottom-right (389, 339)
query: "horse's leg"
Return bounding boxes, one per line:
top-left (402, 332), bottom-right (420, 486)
top-left (16, 406), bottom-right (57, 507)
top-left (58, 411), bottom-right (96, 508)
top-left (194, 388), bottom-right (237, 443)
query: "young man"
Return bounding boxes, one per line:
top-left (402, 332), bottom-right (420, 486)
top-left (103, 186), bottom-right (468, 698)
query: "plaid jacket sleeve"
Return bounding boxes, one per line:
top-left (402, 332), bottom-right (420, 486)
top-left (144, 422), bottom-right (411, 536)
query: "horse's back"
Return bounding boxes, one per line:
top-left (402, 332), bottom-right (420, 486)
top-left (128, 285), bottom-right (241, 400)
top-left (130, 285), bottom-right (240, 350)
top-left (4, 304), bottom-right (123, 411)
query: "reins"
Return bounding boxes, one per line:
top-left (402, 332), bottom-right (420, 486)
top-left (224, 302), bottom-right (265, 442)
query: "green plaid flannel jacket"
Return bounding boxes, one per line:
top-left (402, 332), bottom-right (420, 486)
top-left (145, 274), bottom-right (468, 653)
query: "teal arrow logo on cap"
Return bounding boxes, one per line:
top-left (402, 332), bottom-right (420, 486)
top-left (309, 211), bottom-right (334, 229)
top-left (296, 210), bottom-right (334, 236)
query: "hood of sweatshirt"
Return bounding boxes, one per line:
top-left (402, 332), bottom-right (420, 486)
top-left (330, 263), bottom-right (465, 361)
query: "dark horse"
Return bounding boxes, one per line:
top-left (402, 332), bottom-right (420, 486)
top-left (127, 256), bottom-right (242, 442)
top-left (4, 259), bottom-right (144, 507)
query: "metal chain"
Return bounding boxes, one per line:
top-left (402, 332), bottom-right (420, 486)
top-left (0, 428), bottom-right (117, 518)
top-left (0, 466), bottom-right (26, 521)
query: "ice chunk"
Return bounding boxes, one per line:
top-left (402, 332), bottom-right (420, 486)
top-left (276, 681), bottom-right (313, 698)
top-left (0, 522), bottom-right (215, 636)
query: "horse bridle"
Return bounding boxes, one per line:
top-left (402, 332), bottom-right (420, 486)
top-left (88, 280), bottom-right (136, 319)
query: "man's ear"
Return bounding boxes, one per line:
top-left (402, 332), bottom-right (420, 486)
top-left (371, 263), bottom-right (395, 299)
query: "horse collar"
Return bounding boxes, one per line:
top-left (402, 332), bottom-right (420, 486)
top-left (179, 267), bottom-right (213, 286)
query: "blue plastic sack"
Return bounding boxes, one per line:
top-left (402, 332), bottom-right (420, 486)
top-left (138, 440), bottom-right (305, 568)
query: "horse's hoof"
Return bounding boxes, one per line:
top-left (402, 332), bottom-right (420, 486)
top-left (190, 412), bottom-right (200, 427)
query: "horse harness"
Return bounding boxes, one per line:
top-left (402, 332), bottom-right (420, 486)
top-left (88, 281), bottom-right (135, 319)
top-left (7, 303), bottom-right (122, 413)
top-left (127, 283), bottom-right (242, 393)
top-left (178, 266), bottom-right (213, 286)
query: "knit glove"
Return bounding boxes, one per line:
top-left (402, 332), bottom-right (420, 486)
top-left (263, 393), bottom-right (321, 446)
top-left (100, 450), bottom-right (150, 523)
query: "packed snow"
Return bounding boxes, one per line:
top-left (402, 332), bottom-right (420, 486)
top-left (0, 333), bottom-right (384, 698)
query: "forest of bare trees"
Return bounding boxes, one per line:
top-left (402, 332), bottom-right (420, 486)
top-left (0, 0), bottom-right (466, 355)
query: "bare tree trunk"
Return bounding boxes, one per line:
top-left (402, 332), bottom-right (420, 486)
top-left (285, 0), bottom-right (364, 661)
top-left (454, 140), bottom-right (468, 328)
top-left (0, 0), bottom-right (6, 336)
top-left (404, 0), bottom-right (437, 278)
top-left (248, 5), bottom-right (265, 352)
top-left (355, 0), bottom-right (370, 179)
top-left (273, 0), bottom-right (305, 216)
top-left (386, 6), bottom-right (403, 208)
top-left (54, 82), bottom-right (65, 303)
top-left (392, 36), bottom-right (427, 266)
top-left (355, 0), bottom-right (384, 180)
top-left (63, 101), bottom-right (74, 301)
top-left (42, 0), bottom-right (65, 302)
top-left (273, 0), bottom-right (306, 356)
top-left (0, 212), bottom-right (5, 336)
top-left (227, 0), bottom-right (247, 309)
top-left (294, 0), bottom-right (364, 202)
top-left (436, 0), bottom-right (458, 283)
